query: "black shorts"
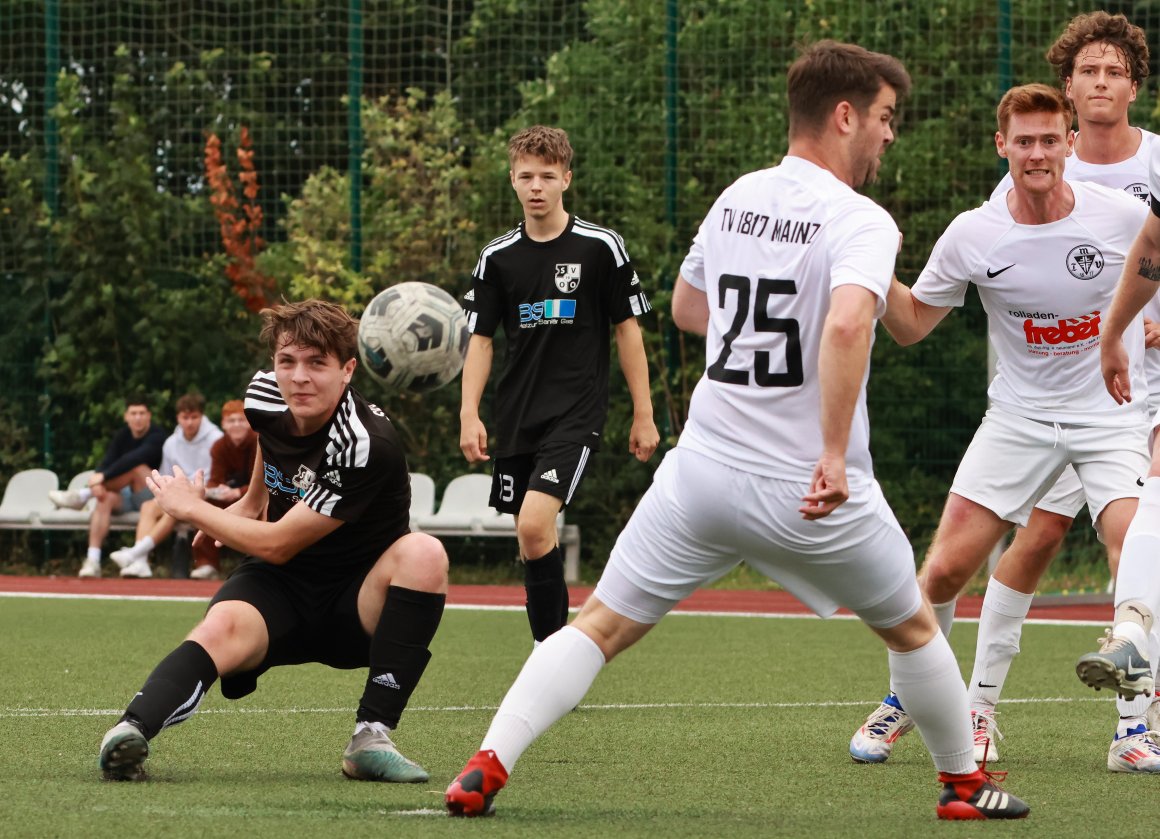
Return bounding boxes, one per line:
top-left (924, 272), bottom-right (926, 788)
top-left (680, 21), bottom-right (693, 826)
top-left (489, 440), bottom-right (593, 514)
top-left (209, 558), bottom-right (376, 698)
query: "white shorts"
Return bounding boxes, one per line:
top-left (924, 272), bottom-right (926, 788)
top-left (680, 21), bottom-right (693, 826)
top-left (1034, 466), bottom-right (1086, 519)
top-left (952, 407), bottom-right (1149, 528)
top-left (593, 448), bottom-right (923, 628)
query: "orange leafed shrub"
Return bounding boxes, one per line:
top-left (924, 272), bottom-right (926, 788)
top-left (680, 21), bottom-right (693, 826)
top-left (204, 127), bottom-right (274, 312)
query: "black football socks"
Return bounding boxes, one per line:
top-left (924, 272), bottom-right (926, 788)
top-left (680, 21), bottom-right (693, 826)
top-left (123, 640), bottom-right (219, 739)
top-left (524, 546), bottom-right (568, 642)
top-left (357, 585), bottom-right (446, 727)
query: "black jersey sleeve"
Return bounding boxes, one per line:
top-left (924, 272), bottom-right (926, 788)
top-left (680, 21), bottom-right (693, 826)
top-left (466, 271), bottom-right (503, 337)
top-left (605, 258), bottom-right (651, 324)
top-left (301, 396), bottom-right (409, 524)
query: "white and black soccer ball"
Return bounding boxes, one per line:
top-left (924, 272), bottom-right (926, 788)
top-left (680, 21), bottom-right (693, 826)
top-left (357, 282), bottom-right (469, 392)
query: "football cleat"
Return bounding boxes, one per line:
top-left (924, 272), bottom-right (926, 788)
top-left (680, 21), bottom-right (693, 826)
top-left (971, 708), bottom-right (1002, 764)
top-left (341, 721), bottom-right (428, 783)
top-left (850, 693), bottom-right (914, 763)
top-left (937, 768), bottom-right (1030, 820)
top-left (446, 749), bottom-right (509, 817)
top-left (1076, 629), bottom-right (1154, 700)
top-left (99, 719), bottom-right (149, 781)
top-left (1108, 725), bottom-right (1160, 774)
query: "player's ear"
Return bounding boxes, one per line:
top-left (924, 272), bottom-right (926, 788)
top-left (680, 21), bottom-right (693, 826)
top-left (342, 356), bottom-right (357, 382)
top-left (995, 130), bottom-right (1007, 159)
top-left (562, 169), bottom-right (572, 191)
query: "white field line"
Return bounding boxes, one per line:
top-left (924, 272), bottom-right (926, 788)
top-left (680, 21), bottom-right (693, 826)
top-left (0, 590), bottom-right (1109, 627)
top-left (0, 695), bottom-right (1115, 720)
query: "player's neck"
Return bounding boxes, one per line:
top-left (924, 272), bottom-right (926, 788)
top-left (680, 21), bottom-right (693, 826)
top-left (1007, 181), bottom-right (1075, 225)
top-left (1073, 121), bottom-right (1140, 165)
top-left (523, 209), bottom-right (569, 242)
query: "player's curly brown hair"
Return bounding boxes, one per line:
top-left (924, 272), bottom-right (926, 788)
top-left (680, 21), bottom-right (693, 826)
top-left (260, 299), bottom-right (358, 363)
top-left (1046, 11), bottom-right (1149, 85)
top-left (508, 125), bottom-right (573, 170)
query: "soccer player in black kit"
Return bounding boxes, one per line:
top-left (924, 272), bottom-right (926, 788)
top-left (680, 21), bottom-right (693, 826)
top-left (459, 125), bottom-right (660, 645)
top-left (98, 299), bottom-right (449, 784)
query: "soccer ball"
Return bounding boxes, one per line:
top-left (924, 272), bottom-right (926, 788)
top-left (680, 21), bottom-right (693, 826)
top-left (357, 282), bottom-right (469, 392)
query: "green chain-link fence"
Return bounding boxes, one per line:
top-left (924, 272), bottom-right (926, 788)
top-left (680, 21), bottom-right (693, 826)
top-left (2, 0), bottom-right (1157, 571)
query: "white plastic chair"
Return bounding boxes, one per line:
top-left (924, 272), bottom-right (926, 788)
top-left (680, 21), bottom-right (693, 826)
top-left (0, 468), bottom-right (59, 524)
top-left (408, 472), bottom-right (436, 527)
top-left (417, 473), bottom-right (500, 532)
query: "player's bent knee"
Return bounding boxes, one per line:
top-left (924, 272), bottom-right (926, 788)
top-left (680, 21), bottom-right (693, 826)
top-left (386, 532), bottom-right (448, 590)
top-left (187, 601), bottom-right (267, 674)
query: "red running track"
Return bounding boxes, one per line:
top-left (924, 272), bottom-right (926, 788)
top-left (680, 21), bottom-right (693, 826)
top-left (0, 575), bottom-right (1112, 622)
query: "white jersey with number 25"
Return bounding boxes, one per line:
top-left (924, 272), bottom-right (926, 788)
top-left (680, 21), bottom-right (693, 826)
top-left (678, 155), bottom-right (899, 486)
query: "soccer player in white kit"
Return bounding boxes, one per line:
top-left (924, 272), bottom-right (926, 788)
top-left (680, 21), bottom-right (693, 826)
top-left (445, 40), bottom-right (1030, 822)
top-left (1089, 132), bottom-right (1160, 740)
top-left (847, 83), bottom-right (1152, 772)
top-left (851, 13), bottom-right (1160, 774)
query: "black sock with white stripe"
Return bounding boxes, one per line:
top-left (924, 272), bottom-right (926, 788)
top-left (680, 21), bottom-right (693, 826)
top-left (525, 547), bottom-right (568, 642)
top-left (123, 640), bottom-right (218, 739)
top-left (357, 585), bottom-right (445, 728)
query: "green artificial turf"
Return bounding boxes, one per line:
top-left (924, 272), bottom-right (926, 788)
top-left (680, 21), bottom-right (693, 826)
top-left (0, 596), bottom-right (1125, 837)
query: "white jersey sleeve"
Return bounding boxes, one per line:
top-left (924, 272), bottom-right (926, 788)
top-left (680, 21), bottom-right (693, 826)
top-left (677, 156), bottom-right (898, 484)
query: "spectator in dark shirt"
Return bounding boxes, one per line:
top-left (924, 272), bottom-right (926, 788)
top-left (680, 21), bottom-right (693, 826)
top-left (48, 396), bottom-right (166, 578)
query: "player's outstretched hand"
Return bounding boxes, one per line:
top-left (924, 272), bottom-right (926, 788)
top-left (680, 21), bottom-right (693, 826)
top-left (629, 417), bottom-right (660, 462)
top-left (459, 416), bottom-right (490, 463)
top-left (147, 465), bottom-right (206, 520)
top-left (1100, 335), bottom-right (1132, 404)
top-left (799, 452), bottom-right (849, 520)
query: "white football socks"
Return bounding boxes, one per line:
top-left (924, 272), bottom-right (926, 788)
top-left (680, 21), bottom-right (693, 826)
top-left (932, 599), bottom-right (956, 638)
top-left (889, 632), bottom-right (976, 775)
top-left (480, 625), bottom-right (605, 772)
top-left (967, 577), bottom-right (1032, 711)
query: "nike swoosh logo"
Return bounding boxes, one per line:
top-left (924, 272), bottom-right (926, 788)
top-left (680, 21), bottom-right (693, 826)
top-left (986, 264), bottom-right (1015, 278)
top-left (1138, 478), bottom-right (1146, 487)
top-left (1128, 664), bottom-right (1151, 677)
top-left (977, 682), bottom-right (998, 689)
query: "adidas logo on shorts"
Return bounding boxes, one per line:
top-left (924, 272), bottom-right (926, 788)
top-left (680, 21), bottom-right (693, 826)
top-left (540, 469), bottom-right (560, 484)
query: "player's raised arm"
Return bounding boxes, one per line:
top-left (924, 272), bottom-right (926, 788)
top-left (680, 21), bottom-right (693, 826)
top-left (879, 275), bottom-right (952, 346)
top-left (1102, 211), bottom-right (1160, 403)
top-left (459, 333), bottom-right (494, 462)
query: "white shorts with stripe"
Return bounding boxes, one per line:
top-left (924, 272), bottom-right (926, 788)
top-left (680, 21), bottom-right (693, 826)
top-left (593, 448), bottom-right (923, 628)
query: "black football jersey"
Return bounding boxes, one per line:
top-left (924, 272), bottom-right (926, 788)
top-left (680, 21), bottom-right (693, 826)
top-left (464, 215), bottom-right (651, 456)
top-left (244, 370), bottom-right (410, 573)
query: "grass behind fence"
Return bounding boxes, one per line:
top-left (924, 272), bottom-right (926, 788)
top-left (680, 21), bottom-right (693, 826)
top-left (0, 596), bottom-right (1130, 838)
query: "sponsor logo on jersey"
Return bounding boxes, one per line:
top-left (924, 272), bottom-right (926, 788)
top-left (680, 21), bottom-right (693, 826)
top-left (292, 465), bottom-right (317, 492)
top-left (1126, 183), bottom-right (1148, 202)
top-left (519, 298), bottom-right (577, 325)
top-left (540, 469), bottom-right (560, 484)
top-left (1023, 311), bottom-right (1100, 345)
top-left (322, 469), bottom-right (342, 487)
top-left (264, 463), bottom-right (306, 498)
top-left (555, 263), bottom-right (581, 293)
top-left (1066, 244), bottom-right (1104, 280)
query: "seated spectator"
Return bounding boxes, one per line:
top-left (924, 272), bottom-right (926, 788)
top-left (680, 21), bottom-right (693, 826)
top-left (190, 399), bottom-right (258, 580)
top-left (110, 393), bottom-right (222, 578)
top-left (49, 396), bottom-right (166, 578)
